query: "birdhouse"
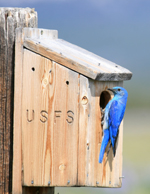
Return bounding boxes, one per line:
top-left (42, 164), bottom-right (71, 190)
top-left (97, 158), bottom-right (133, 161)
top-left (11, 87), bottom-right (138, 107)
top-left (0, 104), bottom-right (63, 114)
top-left (13, 28), bottom-right (132, 192)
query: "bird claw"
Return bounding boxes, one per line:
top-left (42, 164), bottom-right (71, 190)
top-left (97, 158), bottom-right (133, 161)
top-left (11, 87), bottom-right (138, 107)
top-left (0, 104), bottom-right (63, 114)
top-left (100, 107), bottom-right (105, 114)
top-left (101, 120), bottom-right (104, 125)
top-left (107, 148), bottom-right (110, 156)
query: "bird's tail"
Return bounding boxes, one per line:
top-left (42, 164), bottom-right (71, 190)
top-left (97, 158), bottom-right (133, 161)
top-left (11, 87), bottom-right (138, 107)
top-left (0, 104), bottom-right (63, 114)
top-left (99, 129), bottom-right (110, 163)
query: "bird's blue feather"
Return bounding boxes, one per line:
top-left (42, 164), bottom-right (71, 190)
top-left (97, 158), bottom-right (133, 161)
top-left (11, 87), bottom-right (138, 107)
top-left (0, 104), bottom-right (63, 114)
top-left (99, 87), bottom-right (128, 163)
top-left (99, 129), bottom-right (110, 163)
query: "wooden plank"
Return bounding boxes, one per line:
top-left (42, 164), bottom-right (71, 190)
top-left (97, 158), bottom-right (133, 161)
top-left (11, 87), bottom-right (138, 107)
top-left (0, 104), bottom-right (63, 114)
top-left (78, 76), bottom-right (93, 186)
top-left (0, 8), bottom-right (7, 194)
top-left (23, 28), bottom-right (58, 40)
top-left (23, 38), bottom-right (97, 80)
top-left (78, 78), bottom-right (123, 187)
top-left (13, 28), bottom-right (57, 193)
top-left (51, 62), bottom-right (79, 186)
top-left (13, 28), bottom-right (23, 194)
top-left (23, 38), bottom-right (132, 81)
top-left (5, 14), bottom-right (15, 194)
top-left (22, 49), bottom-right (52, 186)
top-left (21, 50), bottom-right (79, 187)
top-left (11, 8), bottom-right (38, 194)
top-left (51, 39), bottom-right (129, 75)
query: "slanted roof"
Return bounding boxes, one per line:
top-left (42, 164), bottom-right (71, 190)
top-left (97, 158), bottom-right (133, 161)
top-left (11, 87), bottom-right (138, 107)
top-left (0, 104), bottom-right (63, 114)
top-left (23, 28), bottom-right (132, 81)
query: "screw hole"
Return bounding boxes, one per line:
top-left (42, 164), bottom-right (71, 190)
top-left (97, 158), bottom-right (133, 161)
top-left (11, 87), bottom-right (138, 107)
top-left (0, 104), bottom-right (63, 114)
top-left (66, 81), bottom-right (69, 85)
top-left (32, 67), bottom-right (35, 71)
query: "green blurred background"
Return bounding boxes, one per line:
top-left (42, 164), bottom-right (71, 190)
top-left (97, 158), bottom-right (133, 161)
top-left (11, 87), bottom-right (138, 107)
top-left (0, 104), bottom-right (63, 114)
top-left (2, 0), bottom-right (150, 193)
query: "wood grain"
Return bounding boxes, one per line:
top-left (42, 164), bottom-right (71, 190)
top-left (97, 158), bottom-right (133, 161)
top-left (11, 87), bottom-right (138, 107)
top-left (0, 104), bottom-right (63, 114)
top-left (0, 8), bottom-right (37, 194)
top-left (14, 28), bottom-right (126, 191)
top-left (78, 79), bottom-right (124, 187)
top-left (13, 28), bottom-right (57, 193)
top-left (21, 50), bottom-right (79, 187)
top-left (23, 37), bottom-right (132, 81)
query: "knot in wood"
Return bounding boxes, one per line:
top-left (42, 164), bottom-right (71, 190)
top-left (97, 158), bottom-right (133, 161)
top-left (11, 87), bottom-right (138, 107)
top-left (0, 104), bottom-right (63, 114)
top-left (81, 96), bottom-right (88, 105)
top-left (59, 164), bottom-right (66, 171)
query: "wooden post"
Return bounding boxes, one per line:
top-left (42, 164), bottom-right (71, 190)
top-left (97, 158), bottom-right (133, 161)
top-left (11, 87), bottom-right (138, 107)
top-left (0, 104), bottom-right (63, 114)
top-left (0, 7), bottom-right (37, 194)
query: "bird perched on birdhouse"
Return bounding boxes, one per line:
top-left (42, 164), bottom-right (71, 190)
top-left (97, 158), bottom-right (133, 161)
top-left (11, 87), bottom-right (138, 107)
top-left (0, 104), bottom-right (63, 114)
top-left (99, 87), bottom-right (128, 163)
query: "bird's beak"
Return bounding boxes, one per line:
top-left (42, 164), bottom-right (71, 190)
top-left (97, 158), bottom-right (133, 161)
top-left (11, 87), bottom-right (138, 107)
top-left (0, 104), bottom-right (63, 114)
top-left (107, 88), bottom-right (116, 94)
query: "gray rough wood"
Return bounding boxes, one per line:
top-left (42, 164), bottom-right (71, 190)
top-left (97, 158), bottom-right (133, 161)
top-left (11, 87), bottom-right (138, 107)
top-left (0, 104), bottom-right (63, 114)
top-left (0, 7), bottom-right (37, 194)
top-left (22, 30), bottom-right (132, 81)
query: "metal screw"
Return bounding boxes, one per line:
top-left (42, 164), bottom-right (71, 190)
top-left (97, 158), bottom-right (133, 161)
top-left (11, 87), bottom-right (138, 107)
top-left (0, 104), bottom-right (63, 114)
top-left (48, 181), bottom-right (51, 185)
top-left (109, 181), bottom-right (111, 184)
top-left (67, 180), bottom-right (70, 184)
top-left (96, 181), bottom-right (99, 184)
top-left (87, 143), bottom-right (89, 150)
top-left (31, 180), bottom-right (34, 184)
top-left (49, 69), bottom-right (52, 73)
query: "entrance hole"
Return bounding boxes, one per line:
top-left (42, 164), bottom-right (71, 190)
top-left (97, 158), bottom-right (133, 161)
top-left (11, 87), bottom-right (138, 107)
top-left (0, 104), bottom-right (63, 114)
top-left (100, 91), bottom-right (111, 109)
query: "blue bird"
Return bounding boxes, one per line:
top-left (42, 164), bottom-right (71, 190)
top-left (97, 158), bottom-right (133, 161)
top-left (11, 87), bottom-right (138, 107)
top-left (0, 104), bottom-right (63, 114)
top-left (99, 86), bottom-right (128, 163)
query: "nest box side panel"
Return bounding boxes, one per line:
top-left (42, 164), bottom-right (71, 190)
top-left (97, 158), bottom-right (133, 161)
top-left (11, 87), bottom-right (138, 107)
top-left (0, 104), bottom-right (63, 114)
top-left (22, 49), bottom-right (79, 186)
top-left (78, 76), bottom-right (123, 187)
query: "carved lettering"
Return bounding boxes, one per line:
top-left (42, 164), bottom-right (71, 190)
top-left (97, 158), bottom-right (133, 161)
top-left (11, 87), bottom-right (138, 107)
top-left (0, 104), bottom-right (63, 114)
top-left (66, 110), bottom-right (74, 124)
top-left (26, 110), bottom-right (75, 124)
top-left (40, 110), bottom-right (48, 123)
top-left (54, 111), bottom-right (62, 123)
top-left (26, 109), bottom-right (34, 122)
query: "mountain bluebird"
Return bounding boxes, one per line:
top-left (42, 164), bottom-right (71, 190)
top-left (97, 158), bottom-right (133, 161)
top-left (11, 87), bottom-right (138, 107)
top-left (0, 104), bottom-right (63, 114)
top-left (99, 86), bottom-right (128, 163)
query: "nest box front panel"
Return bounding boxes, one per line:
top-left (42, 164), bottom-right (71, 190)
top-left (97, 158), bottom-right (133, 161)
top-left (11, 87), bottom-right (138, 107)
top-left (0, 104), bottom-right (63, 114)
top-left (22, 49), bottom-right (79, 186)
top-left (21, 48), bottom-right (124, 188)
top-left (78, 76), bottom-right (123, 187)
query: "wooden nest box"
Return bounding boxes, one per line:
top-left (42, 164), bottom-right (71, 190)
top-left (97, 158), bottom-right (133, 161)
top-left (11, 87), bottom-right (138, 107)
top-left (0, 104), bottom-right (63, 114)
top-left (13, 28), bottom-right (132, 191)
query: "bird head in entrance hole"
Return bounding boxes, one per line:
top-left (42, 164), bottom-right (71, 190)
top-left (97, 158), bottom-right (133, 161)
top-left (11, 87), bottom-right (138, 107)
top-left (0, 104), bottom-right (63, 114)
top-left (99, 86), bottom-right (128, 163)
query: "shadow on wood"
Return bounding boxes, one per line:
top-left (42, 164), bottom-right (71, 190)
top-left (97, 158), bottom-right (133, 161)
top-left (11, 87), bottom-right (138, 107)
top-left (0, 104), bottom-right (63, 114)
top-left (23, 187), bottom-right (55, 194)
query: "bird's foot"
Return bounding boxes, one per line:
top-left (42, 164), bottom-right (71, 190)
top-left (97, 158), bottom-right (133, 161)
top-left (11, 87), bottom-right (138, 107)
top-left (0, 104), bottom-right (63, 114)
top-left (107, 147), bottom-right (111, 156)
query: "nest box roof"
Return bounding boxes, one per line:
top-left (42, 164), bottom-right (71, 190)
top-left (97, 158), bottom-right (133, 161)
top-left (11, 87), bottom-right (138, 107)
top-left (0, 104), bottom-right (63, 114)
top-left (23, 28), bottom-right (132, 81)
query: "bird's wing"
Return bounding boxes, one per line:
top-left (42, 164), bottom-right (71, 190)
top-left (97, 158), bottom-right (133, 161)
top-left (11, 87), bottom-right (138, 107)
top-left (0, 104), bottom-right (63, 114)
top-left (109, 100), bottom-right (125, 156)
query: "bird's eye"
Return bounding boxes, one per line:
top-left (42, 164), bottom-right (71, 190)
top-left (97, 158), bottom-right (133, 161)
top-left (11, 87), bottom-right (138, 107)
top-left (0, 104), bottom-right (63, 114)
top-left (118, 88), bottom-right (121, 91)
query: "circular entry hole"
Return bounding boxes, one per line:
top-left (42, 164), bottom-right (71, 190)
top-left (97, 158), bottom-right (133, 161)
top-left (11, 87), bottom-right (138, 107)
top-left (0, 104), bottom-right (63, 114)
top-left (66, 81), bottom-right (69, 85)
top-left (31, 67), bottom-right (35, 71)
top-left (100, 91), bottom-right (111, 109)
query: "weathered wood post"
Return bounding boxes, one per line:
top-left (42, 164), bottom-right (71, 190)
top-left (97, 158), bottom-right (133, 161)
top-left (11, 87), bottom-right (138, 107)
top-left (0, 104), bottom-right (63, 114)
top-left (0, 8), bottom-right (37, 194)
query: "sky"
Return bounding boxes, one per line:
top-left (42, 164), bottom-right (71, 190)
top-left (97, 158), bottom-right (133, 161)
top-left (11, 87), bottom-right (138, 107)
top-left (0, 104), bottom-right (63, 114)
top-left (1, 0), bottom-right (150, 107)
